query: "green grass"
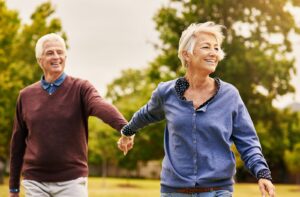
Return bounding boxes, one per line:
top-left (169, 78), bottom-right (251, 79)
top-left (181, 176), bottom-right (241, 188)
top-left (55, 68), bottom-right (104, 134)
top-left (1, 177), bottom-right (299, 196)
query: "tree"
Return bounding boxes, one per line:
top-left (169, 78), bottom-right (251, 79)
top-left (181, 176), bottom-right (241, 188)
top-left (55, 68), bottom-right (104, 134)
top-left (0, 0), bottom-right (66, 183)
top-left (284, 143), bottom-right (300, 184)
top-left (107, 0), bottom-right (300, 182)
top-left (106, 69), bottom-right (165, 171)
top-left (88, 117), bottom-right (122, 177)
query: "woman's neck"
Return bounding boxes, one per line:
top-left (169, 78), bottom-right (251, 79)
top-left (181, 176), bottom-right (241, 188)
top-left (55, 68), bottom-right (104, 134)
top-left (185, 71), bottom-right (213, 90)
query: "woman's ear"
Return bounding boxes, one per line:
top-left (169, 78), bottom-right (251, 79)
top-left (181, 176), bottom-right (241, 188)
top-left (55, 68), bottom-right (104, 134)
top-left (182, 50), bottom-right (191, 63)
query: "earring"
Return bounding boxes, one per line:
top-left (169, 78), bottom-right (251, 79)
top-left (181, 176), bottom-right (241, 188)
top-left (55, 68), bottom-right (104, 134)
top-left (185, 62), bottom-right (189, 68)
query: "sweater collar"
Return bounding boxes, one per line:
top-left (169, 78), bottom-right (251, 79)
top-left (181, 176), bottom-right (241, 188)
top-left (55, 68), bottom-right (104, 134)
top-left (41, 73), bottom-right (67, 90)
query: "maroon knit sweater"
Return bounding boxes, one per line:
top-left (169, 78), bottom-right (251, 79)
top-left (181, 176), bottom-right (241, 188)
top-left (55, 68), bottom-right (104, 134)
top-left (9, 76), bottom-right (127, 189)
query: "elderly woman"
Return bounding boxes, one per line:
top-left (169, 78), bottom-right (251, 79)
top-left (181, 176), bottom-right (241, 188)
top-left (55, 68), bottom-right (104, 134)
top-left (118, 22), bottom-right (275, 197)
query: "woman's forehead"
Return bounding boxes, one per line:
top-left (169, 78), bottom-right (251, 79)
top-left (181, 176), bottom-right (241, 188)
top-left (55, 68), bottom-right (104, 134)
top-left (195, 33), bottom-right (219, 45)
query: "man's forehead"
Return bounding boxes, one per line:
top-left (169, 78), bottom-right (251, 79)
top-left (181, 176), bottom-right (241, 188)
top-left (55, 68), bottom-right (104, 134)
top-left (43, 41), bottom-right (65, 52)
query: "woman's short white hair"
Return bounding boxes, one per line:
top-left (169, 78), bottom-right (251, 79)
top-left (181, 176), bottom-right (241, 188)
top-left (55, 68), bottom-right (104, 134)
top-left (35, 33), bottom-right (66, 58)
top-left (178, 21), bottom-right (225, 67)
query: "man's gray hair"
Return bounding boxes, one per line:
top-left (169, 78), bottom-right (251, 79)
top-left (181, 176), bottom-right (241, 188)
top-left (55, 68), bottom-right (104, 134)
top-left (35, 33), bottom-right (66, 58)
top-left (178, 21), bottom-right (225, 67)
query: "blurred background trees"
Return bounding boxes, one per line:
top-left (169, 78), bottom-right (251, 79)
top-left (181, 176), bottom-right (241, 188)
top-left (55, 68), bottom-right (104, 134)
top-left (0, 0), bottom-right (66, 183)
top-left (1, 0), bottom-right (300, 184)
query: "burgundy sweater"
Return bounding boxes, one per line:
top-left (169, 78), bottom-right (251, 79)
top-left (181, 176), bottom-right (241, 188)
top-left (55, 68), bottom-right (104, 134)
top-left (9, 76), bottom-right (127, 189)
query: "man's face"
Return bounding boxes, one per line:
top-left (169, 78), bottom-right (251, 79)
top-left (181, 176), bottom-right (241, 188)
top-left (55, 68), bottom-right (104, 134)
top-left (38, 40), bottom-right (66, 76)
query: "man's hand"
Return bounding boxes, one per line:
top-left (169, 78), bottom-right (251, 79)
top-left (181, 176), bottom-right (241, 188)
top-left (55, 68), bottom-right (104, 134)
top-left (9, 193), bottom-right (19, 197)
top-left (117, 134), bottom-right (134, 155)
top-left (258, 179), bottom-right (275, 197)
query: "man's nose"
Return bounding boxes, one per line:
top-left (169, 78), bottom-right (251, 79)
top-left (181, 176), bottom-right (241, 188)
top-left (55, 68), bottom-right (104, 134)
top-left (52, 52), bottom-right (60, 58)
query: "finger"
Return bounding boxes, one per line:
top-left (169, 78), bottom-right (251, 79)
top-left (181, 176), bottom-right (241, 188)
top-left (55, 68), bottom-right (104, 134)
top-left (123, 145), bottom-right (128, 156)
top-left (259, 183), bottom-right (267, 197)
top-left (267, 185), bottom-right (275, 197)
top-left (127, 142), bottom-right (133, 150)
top-left (117, 141), bottom-right (126, 152)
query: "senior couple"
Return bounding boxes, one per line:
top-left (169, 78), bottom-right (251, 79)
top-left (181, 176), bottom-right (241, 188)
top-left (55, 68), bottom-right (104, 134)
top-left (9, 22), bottom-right (275, 197)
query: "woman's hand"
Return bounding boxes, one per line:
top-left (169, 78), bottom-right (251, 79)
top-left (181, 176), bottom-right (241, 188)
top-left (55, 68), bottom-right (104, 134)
top-left (117, 134), bottom-right (135, 155)
top-left (258, 178), bottom-right (275, 197)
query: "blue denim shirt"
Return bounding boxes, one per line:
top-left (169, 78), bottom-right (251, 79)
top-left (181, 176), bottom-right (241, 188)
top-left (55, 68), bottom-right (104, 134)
top-left (41, 73), bottom-right (66, 95)
top-left (122, 78), bottom-right (270, 192)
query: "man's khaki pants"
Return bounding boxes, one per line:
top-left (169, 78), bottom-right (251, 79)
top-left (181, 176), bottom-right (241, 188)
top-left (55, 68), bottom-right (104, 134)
top-left (22, 177), bottom-right (88, 197)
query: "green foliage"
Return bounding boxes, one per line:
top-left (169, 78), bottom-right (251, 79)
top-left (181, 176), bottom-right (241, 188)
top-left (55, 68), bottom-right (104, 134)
top-left (284, 141), bottom-right (300, 183)
top-left (0, 0), bottom-right (66, 162)
top-left (284, 143), bottom-right (300, 173)
top-left (88, 117), bottom-right (123, 165)
top-left (106, 0), bottom-right (300, 181)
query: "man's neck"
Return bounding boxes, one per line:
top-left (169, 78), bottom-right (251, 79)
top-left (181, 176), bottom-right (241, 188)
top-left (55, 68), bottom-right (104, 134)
top-left (44, 72), bottom-right (63, 83)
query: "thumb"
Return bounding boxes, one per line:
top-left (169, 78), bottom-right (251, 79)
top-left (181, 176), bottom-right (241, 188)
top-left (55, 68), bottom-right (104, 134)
top-left (123, 144), bottom-right (128, 156)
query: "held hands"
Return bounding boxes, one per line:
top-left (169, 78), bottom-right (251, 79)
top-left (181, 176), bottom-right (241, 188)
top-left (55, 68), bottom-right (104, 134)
top-left (117, 134), bottom-right (135, 155)
top-left (258, 179), bottom-right (275, 197)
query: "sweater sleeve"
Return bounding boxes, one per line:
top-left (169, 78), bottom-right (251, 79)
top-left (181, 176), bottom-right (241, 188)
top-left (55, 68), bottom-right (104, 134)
top-left (122, 83), bottom-right (165, 136)
top-left (81, 80), bottom-right (127, 131)
top-left (9, 93), bottom-right (28, 190)
top-left (231, 92), bottom-right (271, 178)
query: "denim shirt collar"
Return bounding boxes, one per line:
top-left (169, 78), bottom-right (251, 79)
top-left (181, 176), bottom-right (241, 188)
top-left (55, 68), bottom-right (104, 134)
top-left (41, 72), bottom-right (66, 90)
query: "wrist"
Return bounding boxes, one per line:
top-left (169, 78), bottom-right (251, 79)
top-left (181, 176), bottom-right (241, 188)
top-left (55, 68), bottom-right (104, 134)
top-left (257, 169), bottom-right (272, 181)
top-left (121, 125), bottom-right (135, 136)
top-left (10, 188), bottom-right (20, 193)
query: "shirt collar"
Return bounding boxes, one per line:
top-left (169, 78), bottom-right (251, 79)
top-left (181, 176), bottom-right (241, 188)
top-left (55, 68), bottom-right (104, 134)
top-left (174, 77), bottom-right (221, 101)
top-left (41, 73), bottom-right (67, 90)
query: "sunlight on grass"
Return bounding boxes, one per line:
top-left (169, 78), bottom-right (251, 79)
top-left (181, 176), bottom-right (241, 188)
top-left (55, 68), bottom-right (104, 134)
top-left (1, 177), bottom-right (299, 196)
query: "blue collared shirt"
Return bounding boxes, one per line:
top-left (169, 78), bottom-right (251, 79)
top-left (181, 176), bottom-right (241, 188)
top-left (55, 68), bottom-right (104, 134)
top-left (122, 78), bottom-right (270, 192)
top-left (41, 73), bottom-right (66, 95)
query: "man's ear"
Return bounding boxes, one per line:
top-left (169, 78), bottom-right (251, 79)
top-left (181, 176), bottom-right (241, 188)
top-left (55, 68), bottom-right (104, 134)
top-left (37, 58), bottom-right (44, 69)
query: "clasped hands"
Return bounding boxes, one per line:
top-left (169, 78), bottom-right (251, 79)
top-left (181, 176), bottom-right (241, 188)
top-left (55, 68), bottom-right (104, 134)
top-left (117, 134), bottom-right (135, 155)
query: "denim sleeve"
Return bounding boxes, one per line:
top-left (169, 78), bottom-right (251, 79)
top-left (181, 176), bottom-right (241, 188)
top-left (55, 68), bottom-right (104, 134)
top-left (232, 94), bottom-right (270, 178)
top-left (122, 84), bottom-right (165, 136)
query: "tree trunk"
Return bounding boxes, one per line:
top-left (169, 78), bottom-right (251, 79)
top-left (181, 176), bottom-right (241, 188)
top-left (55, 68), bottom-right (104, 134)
top-left (101, 158), bottom-right (107, 187)
top-left (0, 160), bottom-right (4, 184)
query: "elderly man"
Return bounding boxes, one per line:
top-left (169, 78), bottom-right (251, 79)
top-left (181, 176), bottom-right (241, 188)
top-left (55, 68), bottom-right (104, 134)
top-left (9, 33), bottom-right (130, 197)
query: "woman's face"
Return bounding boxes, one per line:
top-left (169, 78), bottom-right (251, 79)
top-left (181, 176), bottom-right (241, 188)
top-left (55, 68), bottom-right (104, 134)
top-left (187, 32), bottom-right (220, 75)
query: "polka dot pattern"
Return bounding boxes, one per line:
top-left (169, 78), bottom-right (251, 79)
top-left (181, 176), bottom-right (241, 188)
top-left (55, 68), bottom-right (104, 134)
top-left (121, 125), bottom-right (135, 136)
top-left (175, 77), bottom-right (221, 109)
top-left (257, 169), bottom-right (272, 181)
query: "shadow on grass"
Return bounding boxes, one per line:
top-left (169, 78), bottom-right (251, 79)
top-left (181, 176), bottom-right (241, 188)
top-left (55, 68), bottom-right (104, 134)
top-left (117, 183), bottom-right (140, 188)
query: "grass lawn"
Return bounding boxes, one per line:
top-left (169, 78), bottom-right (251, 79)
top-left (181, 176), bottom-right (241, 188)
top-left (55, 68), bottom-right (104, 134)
top-left (1, 177), bottom-right (299, 196)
